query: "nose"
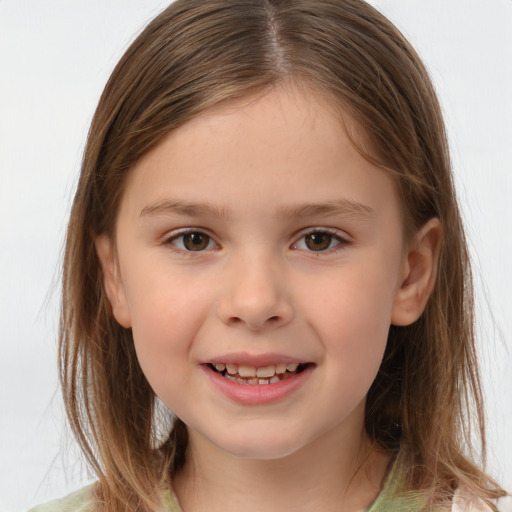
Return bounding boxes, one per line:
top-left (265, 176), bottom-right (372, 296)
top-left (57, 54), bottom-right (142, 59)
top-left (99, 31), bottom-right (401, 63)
top-left (216, 253), bottom-right (294, 331)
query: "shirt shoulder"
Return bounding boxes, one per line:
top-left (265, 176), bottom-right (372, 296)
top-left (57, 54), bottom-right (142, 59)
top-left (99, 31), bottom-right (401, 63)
top-left (28, 485), bottom-right (96, 512)
top-left (28, 485), bottom-right (183, 512)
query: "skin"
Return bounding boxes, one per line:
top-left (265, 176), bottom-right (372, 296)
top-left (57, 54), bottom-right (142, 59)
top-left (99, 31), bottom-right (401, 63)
top-left (97, 83), bottom-right (441, 512)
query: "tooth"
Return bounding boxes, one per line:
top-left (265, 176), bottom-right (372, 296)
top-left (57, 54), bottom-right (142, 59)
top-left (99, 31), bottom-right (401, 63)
top-left (238, 365), bottom-right (256, 377)
top-left (275, 363), bottom-right (287, 374)
top-left (286, 363), bottom-right (299, 372)
top-left (258, 379), bottom-right (269, 384)
top-left (225, 374), bottom-right (236, 382)
top-left (215, 363), bottom-right (226, 372)
top-left (226, 363), bottom-right (238, 375)
top-left (269, 376), bottom-right (280, 384)
top-left (236, 377), bottom-right (246, 384)
top-left (248, 378), bottom-right (259, 385)
top-left (256, 365), bottom-right (275, 378)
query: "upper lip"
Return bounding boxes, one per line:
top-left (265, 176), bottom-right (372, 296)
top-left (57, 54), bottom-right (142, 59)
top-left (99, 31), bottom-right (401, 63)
top-left (203, 352), bottom-right (309, 367)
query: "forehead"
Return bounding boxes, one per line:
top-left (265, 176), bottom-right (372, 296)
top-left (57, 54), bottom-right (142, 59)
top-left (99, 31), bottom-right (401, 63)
top-left (118, 83), bottom-right (401, 226)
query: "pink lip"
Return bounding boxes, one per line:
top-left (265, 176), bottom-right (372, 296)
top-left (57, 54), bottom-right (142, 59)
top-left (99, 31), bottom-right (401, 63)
top-left (202, 363), bottom-right (314, 405)
top-left (203, 352), bottom-right (305, 367)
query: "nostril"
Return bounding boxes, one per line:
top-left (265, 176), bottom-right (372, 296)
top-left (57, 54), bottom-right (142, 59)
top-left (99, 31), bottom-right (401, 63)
top-left (229, 315), bottom-right (280, 326)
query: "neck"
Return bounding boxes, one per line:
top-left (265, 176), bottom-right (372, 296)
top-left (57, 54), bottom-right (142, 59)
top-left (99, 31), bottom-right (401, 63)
top-left (173, 425), bottom-right (390, 512)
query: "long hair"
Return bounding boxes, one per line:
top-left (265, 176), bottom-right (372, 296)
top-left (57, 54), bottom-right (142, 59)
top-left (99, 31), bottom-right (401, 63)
top-left (60, 0), bottom-right (503, 509)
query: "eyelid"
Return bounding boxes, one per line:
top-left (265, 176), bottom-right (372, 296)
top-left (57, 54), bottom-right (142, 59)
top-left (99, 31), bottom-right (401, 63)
top-left (164, 227), bottom-right (220, 252)
top-left (291, 227), bottom-right (352, 251)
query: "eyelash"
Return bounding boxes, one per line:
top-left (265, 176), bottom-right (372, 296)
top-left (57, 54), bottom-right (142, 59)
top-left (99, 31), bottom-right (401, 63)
top-left (164, 228), bottom-right (350, 254)
top-left (291, 228), bottom-right (350, 253)
top-left (165, 229), bottom-right (219, 252)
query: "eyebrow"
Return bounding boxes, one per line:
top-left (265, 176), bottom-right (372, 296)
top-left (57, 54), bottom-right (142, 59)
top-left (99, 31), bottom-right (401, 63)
top-left (140, 200), bottom-right (231, 219)
top-left (277, 200), bottom-right (376, 220)
top-left (140, 198), bottom-right (375, 220)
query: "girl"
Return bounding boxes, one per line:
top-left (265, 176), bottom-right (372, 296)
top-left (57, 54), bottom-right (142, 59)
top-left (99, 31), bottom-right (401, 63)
top-left (30, 0), bottom-right (508, 510)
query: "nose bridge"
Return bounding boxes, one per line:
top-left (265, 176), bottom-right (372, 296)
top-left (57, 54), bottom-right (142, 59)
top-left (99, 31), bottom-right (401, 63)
top-left (217, 246), bottom-right (293, 330)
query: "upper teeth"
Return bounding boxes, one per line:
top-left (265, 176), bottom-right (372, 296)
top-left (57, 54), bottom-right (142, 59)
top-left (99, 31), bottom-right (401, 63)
top-left (213, 362), bottom-right (299, 377)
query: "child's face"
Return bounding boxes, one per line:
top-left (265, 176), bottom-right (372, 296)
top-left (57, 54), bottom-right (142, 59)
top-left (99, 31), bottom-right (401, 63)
top-left (100, 84), bottom-right (411, 461)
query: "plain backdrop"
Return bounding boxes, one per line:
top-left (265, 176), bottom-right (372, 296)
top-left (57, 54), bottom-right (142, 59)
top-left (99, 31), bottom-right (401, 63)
top-left (1, 1), bottom-right (511, 510)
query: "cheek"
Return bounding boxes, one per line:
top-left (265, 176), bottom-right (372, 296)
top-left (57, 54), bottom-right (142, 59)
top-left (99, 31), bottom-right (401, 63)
top-left (124, 270), bottom-right (212, 385)
top-left (304, 262), bottom-right (397, 377)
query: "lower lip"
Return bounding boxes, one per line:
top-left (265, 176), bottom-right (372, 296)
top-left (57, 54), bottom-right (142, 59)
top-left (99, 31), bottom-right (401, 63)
top-left (203, 364), bottom-right (314, 405)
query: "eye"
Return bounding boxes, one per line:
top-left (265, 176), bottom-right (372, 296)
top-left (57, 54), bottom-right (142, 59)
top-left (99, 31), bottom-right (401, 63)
top-left (168, 231), bottom-right (218, 252)
top-left (293, 230), bottom-right (347, 252)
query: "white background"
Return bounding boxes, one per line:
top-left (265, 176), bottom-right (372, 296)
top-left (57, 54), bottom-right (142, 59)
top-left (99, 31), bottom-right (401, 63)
top-left (0, 1), bottom-right (511, 510)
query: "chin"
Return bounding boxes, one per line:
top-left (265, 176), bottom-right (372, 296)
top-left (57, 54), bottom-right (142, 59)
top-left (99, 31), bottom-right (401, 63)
top-left (212, 431), bottom-right (307, 461)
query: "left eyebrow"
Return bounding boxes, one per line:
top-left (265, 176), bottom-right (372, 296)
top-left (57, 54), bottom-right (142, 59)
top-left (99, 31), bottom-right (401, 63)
top-left (277, 199), bottom-right (376, 220)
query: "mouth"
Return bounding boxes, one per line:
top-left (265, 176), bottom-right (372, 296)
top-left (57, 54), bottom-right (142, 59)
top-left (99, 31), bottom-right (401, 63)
top-left (207, 362), bottom-right (310, 385)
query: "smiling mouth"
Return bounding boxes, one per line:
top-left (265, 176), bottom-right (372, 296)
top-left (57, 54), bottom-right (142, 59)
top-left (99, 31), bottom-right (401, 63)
top-left (207, 362), bottom-right (309, 385)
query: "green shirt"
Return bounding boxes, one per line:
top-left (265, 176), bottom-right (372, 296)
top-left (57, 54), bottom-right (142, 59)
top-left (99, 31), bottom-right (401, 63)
top-left (29, 460), bottom-right (425, 512)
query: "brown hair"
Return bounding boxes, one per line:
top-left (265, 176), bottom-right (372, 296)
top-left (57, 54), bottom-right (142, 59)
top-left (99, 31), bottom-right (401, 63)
top-left (60, 0), bottom-right (503, 509)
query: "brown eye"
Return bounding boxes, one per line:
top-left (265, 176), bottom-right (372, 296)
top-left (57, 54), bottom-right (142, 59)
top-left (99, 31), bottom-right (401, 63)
top-left (304, 232), bottom-right (333, 251)
top-left (293, 230), bottom-right (345, 252)
top-left (170, 231), bottom-right (216, 251)
top-left (182, 232), bottom-right (210, 251)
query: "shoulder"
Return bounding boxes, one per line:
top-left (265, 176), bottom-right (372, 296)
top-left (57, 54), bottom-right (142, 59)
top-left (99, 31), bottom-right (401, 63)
top-left (28, 485), bottom-right (183, 512)
top-left (28, 485), bottom-right (96, 512)
top-left (452, 488), bottom-right (512, 512)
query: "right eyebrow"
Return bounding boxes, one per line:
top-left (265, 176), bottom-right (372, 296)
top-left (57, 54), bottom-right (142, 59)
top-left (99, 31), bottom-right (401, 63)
top-left (140, 200), bottom-right (231, 220)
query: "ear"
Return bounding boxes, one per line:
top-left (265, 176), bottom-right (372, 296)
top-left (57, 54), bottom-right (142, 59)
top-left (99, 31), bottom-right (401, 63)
top-left (95, 234), bottom-right (132, 328)
top-left (391, 218), bottom-right (442, 326)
